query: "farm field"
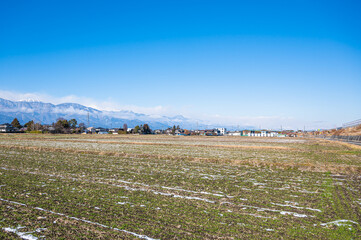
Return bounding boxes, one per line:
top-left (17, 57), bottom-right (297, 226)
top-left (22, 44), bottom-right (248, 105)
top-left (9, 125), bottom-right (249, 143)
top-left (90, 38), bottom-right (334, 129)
top-left (0, 134), bottom-right (360, 239)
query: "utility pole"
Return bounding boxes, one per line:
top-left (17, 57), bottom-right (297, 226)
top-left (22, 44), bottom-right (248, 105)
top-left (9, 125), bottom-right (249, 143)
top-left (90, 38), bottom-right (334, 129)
top-left (87, 112), bottom-right (90, 127)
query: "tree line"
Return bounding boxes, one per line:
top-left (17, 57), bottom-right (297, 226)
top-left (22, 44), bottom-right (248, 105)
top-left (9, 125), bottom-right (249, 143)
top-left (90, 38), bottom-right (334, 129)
top-left (9, 118), bottom-right (153, 134)
top-left (11, 117), bottom-right (82, 133)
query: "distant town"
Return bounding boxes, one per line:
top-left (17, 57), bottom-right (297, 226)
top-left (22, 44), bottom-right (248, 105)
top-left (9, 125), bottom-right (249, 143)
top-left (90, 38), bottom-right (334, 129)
top-left (0, 117), bottom-right (324, 137)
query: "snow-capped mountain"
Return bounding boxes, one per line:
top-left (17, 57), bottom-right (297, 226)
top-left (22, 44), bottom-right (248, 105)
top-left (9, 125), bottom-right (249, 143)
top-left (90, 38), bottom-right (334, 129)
top-left (0, 98), bottom-right (206, 129)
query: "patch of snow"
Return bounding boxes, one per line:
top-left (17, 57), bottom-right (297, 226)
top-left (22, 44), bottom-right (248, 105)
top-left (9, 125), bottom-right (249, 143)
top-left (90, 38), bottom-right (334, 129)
top-left (280, 211), bottom-right (308, 218)
top-left (152, 190), bottom-right (216, 203)
top-left (242, 204), bottom-right (313, 218)
top-left (320, 219), bottom-right (359, 227)
top-left (271, 202), bottom-right (322, 212)
top-left (299, 189), bottom-right (319, 194)
top-left (2, 226), bottom-right (40, 240)
top-left (161, 186), bottom-right (225, 197)
top-left (0, 198), bottom-right (27, 206)
top-left (248, 213), bottom-right (273, 219)
top-left (253, 182), bottom-right (266, 186)
top-left (0, 198), bottom-right (158, 240)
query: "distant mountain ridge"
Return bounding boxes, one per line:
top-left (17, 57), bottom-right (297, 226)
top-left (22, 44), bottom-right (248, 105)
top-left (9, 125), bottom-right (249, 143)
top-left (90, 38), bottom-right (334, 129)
top-left (0, 98), bottom-right (207, 129)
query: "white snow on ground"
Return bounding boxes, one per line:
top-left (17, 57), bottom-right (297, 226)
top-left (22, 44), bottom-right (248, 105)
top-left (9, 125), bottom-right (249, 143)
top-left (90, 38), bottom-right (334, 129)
top-left (320, 219), bottom-right (359, 227)
top-left (279, 211), bottom-right (308, 218)
top-left (151, 190), bottom-right (216, 203)
top-left (117, 202), bottom-right (132, 205)
top-left (220, 200), bottom-right (312, 218)
top-left (241, 204), bottom-right (313, 218)
top-left (271, 202), bottom-right (322, 212)
top-left (1, 166), bottom-right (226, 201)
top-left (248, 213), bottom-right (273, 219)
top-left (2, 226), bottom-right (46, 240)
top-left (0, 197), bottom-right (26, 206)
top-left (1, 167), bottom-right (320, 219)
top-left (0, 198), bottom-right (158, 240)
top-left (161, 186), bottom-right (228, 197)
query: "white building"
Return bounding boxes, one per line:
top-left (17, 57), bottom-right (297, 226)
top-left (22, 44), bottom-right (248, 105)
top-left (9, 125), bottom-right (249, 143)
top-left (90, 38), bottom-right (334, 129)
top-left (228, 131), bottom-right (241, 136)
top-left (260, 130), bottom-right (278, 137)
top-left (216, 128), bottom-right (227, 135)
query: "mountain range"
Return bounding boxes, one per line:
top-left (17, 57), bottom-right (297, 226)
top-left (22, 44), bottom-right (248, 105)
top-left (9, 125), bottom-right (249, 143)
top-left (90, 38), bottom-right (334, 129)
top-left (0, 98), bottom-right (210, 129)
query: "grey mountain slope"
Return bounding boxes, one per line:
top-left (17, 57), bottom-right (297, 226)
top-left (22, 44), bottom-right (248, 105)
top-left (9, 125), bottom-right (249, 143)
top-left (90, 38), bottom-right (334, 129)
top-left (0, 98), bottom-right (213, 129)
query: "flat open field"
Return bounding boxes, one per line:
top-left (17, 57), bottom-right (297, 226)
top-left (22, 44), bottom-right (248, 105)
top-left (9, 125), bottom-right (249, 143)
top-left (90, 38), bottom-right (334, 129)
top-left (0, 134), bottom-right (360, 239)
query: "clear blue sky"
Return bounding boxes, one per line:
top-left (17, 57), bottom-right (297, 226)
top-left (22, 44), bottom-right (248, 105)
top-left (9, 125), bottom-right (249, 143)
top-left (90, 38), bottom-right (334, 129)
top-left (0, 0), bottom-right (360, 129)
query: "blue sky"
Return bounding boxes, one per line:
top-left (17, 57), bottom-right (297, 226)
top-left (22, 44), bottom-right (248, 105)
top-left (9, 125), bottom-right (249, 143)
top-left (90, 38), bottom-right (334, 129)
top-left (0, 0), bottom-right (360, 129)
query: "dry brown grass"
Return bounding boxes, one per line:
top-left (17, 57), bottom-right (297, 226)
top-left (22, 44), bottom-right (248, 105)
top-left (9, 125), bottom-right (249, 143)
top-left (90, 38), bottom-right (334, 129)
top-left (333, 124), bottom-right (361, 136)
top-left (315, 139), bottom-right (361, 150)
top-left (4, 137), bottom-right (294, 151)
top-left (1, 142), bottom-right (360, 175)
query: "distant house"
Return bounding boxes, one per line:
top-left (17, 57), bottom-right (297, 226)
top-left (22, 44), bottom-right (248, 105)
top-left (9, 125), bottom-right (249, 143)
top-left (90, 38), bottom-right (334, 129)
top-left (84, 127), bottom-right (96, 134)
top-left (165, 129), bottom-right (173, 135)
top-left (227, 130), bottom-right (278, 137)
top-left (194, 130), bottom-right (203, 135)
top-left (228, 131), bottom-right (242, 136)
top-left (98, 131), bottom-right (109, 134)
top-left (242, 130), bottom-right (251, 136)
top-left (154, 129), bottom-right (163, 134)
top-left (95, 127), bottom-right (108, 133)
top-left (0, 123), bottom-right (17, 133)
top-left (248, 130), bottom-right (261, 137)
top-left (216, 128), bottom-right (227, 135)
top-left (109, 128), bottom-right (120, 134)
top-left (42, 125), bottom-right (56, 133)
top-left (204, 129), bottom-right (218, 136)
top-left (260, 130), bottom-right (278, 137)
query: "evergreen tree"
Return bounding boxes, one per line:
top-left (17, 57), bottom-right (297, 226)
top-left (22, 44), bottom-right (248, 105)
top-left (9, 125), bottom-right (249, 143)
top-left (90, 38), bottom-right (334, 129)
top-left (143, 124), bottom-right (151, 134)
top-left (69, 119), bottom-right (77, 128)
top-left (11, 118), bottom-right (22, 128)
top-left (54, 119), bottom-right (70, 133)
top-left (24, 120), bottom-right (34, 131)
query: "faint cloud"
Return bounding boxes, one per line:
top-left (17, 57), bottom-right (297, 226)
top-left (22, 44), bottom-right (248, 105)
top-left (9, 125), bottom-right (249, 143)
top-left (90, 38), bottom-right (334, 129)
top-left (0, 90), bottom-right (333, 130)
top-left (0, 90), bottom-right (174, 116)
top-left (0, 90), bottom-right (47, 102)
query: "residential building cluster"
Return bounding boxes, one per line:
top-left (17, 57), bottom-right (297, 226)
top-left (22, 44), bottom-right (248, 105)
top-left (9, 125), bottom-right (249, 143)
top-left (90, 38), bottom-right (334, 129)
top-left (1, 118), bottom-right (300, 137)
